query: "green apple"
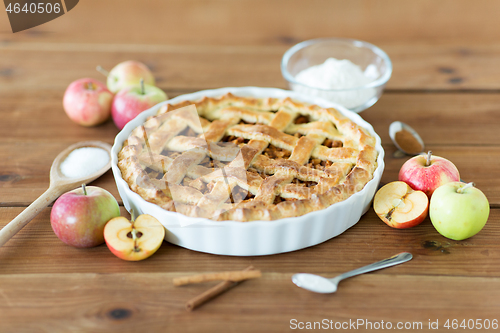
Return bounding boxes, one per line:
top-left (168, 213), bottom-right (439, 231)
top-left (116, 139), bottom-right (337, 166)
top-left (430, 182), bottom-right (490, 240)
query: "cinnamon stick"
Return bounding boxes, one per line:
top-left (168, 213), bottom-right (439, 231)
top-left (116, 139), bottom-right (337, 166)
top-left (184, 266), bottom-right (256, 311)
top-left (174, 268), bottom-right (261, 286)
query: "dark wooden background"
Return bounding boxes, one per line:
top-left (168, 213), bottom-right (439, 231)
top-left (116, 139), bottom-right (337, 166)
top-left (1, 1), bottom-right (500, 332)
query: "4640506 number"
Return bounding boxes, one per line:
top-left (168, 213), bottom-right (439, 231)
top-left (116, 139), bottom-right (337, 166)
top-left (6, 2), bottom-right (61, 14)
top-left (444, 319), bottom-right (498, 330)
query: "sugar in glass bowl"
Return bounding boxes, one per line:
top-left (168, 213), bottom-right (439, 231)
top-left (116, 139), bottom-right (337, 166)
top-left (281, 38), bottom-right (392, 113)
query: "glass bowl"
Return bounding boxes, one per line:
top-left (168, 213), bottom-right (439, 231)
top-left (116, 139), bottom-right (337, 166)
top-left (281, 38), bottom-right (392, 113)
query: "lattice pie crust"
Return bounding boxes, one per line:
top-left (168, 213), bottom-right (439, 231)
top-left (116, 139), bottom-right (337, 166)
top-left (118, 93), bottom-right (378, 221)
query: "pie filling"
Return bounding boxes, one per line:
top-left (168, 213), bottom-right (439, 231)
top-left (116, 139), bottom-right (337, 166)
top-left (118, 93), bottom-right (378, 221)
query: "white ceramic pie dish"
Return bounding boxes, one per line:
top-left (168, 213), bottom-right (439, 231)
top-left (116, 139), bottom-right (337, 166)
top-left (111, 87), bottom-right (384, 256)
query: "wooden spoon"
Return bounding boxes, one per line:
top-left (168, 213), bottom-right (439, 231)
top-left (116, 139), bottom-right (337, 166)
top-left (0, 141), bottom-right (112, 248)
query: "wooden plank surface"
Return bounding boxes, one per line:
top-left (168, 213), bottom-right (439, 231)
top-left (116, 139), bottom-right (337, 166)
top-left (4, 0), bottom-right (500, 45)
top-left (1, 93), bottom-right (499, 205)
top-left (2, 0), bottom-right (500, 91)
top-left (4, 45), bottom-right (500, 90)
top-left (3, 90), bottom-right (500, 147)
top-left (1, 207), bottom-right (499, 277)
top-left (2, 143), bottom-right (499, 206)
top-left (1, 272), bottom-right (499, 333)
top-left (1, 1), bottom-right (500, 332)
top-left (1, 207), bottom-right (499, 332)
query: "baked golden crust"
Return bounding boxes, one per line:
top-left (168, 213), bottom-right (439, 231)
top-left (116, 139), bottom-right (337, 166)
top-left (118, 93), bottom-right (378, 221)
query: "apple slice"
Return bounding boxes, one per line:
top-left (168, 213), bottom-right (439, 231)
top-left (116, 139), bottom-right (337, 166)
top-left (104, 214), bottom-right (165, 261)
top-left (373, 181), bottom-right (429, 229)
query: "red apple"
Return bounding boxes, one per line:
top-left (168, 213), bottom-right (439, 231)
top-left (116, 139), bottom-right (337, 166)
top-left (50, 185), bottom-right (120, 248)
top-left (373, 181), bottom-right (429, 229)
top-left (111, 81), bottom-right (167, 130)
top-left (104, 214), bottom-right (165, 261)
top-left (63, 78), bottom-right (113, 126)
top-left (107, 60), bottom-right (155, 93)
top-left (399, 151), bottom-right (460, 197)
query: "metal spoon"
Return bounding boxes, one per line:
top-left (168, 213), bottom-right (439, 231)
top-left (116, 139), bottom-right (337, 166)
top-left (389, 121), bottom-right (425, 156)
top-left (292, 252), bottom-right (412, 294)
top-left (0, 141), bottom-right (112, 248)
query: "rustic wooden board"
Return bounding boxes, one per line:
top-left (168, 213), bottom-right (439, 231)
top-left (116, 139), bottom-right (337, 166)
top-left (4, 0), bottom-right (500, 91)
top-left (0, 140), bottom-right (500, 207)
top-left (4, 44), bottom-right (500, 90)
top-left (1, 207), bottom-right (498, 276)
top-left (0, 272), bottom-right (499, 332)
top-left (1, 142), bottom-right (498, 206)
top-left (2, 90), bottom-right (500, 146)
top-left (4, 0), bottom-right (500, 45)
top-left (1, 90), bottom-right (499, 206)
top-left (365, 93), bottom-right (500, 146)
top-left (1, 1), bottom-right (500, 331)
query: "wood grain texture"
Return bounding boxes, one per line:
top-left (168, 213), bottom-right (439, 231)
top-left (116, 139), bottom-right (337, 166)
top-left (0, 273), bottom-right (499, 332)
top-left (1, 93), bottom-right (498, 205)
top-left (1, 207), bottom-right (499, 277)
top-left (364, 93), bottom-right (500, 146)
top-left (2, 144), bottom-right (498, 206)
top-left (4, 44), bottom-right (500, 90)
top-left (2, 91), bottom-right (499, 146)
top-left (0, 141), bottom-right (120, 206)
top-left (3, 0), bottom-right (500, 90)
top-left (1, 1), bottom-right (500, 331)
top-left (3, 0), bottom-right (500, 45)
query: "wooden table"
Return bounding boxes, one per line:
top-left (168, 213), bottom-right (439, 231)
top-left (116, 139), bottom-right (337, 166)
top-left (1, 1), bottom-right (500, 332)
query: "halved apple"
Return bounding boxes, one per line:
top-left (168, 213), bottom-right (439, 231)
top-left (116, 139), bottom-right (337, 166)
top-left (373, 181), bottom-right (429, 229)
top-left (104, 214), bottom-right (165, 261)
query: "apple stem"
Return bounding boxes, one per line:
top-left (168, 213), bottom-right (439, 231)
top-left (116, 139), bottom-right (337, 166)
top-left (140, 78), bottom-right (145, 95)
top-left (84, 82), bottom-right (96, 91)
top-left (96, 65), bottom-right (109, 77)
top-left (458, 182), bottom-right (475, 193)
top-left (426, 151), bottom-right (432, 166)
top-left (82, 183), bottom-right (87, 195)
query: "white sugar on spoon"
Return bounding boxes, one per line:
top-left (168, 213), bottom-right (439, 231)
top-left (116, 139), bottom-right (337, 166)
top-left (60, 147), bottom-right (110, 179)
top-left (0, 141), bottom-right (112, 248)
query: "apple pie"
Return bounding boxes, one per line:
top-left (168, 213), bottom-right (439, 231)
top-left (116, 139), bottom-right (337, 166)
top-left (118, 93), bottom-right (378, 221)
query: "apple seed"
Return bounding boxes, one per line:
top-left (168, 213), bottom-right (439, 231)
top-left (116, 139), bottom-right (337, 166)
top-left (386, 195), bottom-right (408, 221)
top-left (126, 230), bottom-right (143, 238)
